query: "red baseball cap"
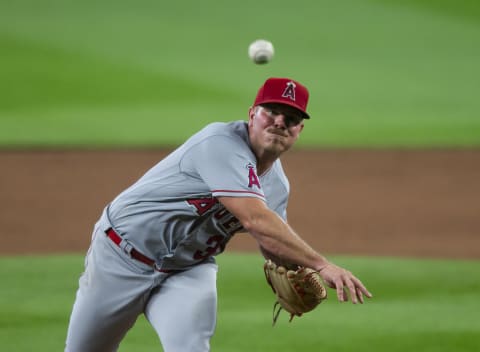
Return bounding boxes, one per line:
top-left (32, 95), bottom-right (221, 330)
top-left (253, 77), bottom-right (310, 119)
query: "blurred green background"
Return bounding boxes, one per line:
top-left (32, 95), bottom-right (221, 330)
top-left (1, 254), bottom-right (479, 352)
top-left (1, 0), bottom-right (479, 147)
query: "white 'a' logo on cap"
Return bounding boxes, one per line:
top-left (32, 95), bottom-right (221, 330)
top-left (281, 81), bottom-right (296, 101)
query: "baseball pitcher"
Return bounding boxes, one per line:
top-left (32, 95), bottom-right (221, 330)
top-left (65, 77), bottom-right (372, 352)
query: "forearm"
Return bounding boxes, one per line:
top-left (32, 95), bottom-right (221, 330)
top-left (245, 209), bottom-right (329, 271)
top-left (218, 196), bottom-right (372, 303)
top-left (218, 196), bottom-right (329, 271)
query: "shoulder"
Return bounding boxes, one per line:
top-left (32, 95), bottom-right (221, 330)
top-left (186, 121), bottom-right (251, 152)
top-left (178, 121), bottom-right (256, 169)
top-left (199, 121), bottom-right (249, 141)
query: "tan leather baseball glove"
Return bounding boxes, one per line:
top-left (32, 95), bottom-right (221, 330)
top-left (264, 259), bottom-right (327, 324)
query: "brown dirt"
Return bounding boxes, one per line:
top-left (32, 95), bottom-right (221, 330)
top-left (1, 149), bottom-right (479, 259)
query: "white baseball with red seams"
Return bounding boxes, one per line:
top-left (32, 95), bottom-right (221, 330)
top-left (248, 39), bottom-right (275, 64)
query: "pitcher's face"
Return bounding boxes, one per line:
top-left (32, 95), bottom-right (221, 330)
top-left (248, 103), bottom-right (304, 155)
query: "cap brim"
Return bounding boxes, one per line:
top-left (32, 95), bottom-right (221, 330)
top-left (257, 99), bottom-right (310, 119)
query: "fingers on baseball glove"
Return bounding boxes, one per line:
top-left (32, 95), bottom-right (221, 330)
top-left (264, 259), bottom-right (327, 325)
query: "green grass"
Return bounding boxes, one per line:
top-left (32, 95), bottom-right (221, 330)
top-left (0, 253), bottom-right (479, 351)
top-left (1, 0), bottom-right (479, 147)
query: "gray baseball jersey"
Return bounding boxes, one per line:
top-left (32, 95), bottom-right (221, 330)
top-left (104, 120), bottom-right (290, 271)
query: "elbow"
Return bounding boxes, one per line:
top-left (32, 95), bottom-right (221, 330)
top-left (238, 211), bottom-right (264, 234)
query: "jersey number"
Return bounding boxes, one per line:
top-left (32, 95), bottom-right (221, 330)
top-left (193, 235), bottom-right (225, 260)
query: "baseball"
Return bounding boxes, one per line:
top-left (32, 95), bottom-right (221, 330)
top-left (248, 39), bottom-right (274, 64)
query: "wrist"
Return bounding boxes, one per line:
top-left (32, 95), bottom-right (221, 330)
top-left (314, 259), bottom-right (330, 272)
